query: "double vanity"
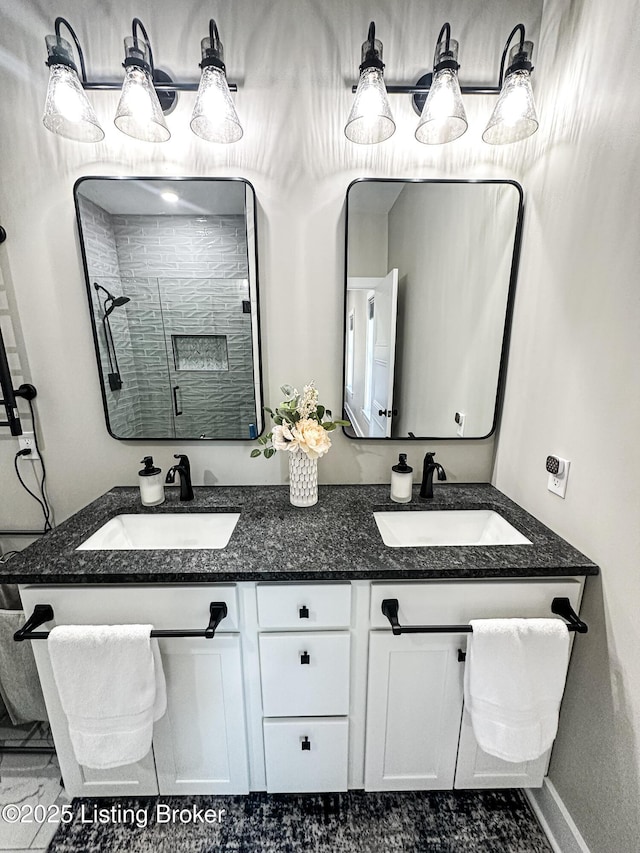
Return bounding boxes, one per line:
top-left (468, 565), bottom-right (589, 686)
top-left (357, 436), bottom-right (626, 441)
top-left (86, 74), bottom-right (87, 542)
top-left (5, 484), bottom-right (598, 799)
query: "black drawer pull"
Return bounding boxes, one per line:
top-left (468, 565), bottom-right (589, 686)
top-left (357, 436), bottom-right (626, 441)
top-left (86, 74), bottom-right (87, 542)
top-left (299, 605), bottom-right (309, 619)
top-left (300, 651), bottom-right (310, 665)
top-left (301, 736), bottom-right (311, 751)
top-left (457, 649), bottom-right (466, 663)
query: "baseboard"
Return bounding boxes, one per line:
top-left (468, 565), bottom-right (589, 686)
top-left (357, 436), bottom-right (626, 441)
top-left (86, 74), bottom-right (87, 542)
top-left (525, 779), bottom-right (591, 853)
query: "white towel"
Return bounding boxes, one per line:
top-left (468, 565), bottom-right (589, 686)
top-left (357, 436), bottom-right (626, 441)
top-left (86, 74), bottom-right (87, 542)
top-left (464, 618), bottom-right (570, 763)
top-left (48, 624), bottom-right (166, 770)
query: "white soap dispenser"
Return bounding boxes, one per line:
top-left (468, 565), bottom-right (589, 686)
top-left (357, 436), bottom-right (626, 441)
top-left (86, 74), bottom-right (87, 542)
top-left (390, 453), bottom-right (413, 503)
top-left (139, 456), bottom-right (165, 507)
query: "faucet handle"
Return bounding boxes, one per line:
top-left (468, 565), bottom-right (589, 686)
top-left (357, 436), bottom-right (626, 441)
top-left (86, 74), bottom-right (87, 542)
top-left (173, 453), bottom-right (191, 470)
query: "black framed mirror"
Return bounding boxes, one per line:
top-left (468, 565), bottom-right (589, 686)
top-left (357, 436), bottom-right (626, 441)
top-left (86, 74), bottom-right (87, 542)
top-left (75, 177), bottom-right (263, 440)
top-left (343, 179), bottom-right (523, 440)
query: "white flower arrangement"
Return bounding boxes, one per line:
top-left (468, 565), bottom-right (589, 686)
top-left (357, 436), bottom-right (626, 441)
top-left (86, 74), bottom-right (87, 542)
top-left (251, 382), bottom-right (350, 460)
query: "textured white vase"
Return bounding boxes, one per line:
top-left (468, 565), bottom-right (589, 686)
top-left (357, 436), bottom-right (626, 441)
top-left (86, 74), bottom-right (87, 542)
top-left (289, 452), bottom-right (318, 507)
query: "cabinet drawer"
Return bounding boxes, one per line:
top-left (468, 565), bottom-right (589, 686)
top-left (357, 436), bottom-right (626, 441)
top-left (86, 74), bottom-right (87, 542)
top-left (260, 632), bottom-right (350, 717)
top-left (263, 717), bottom-right (348, 793)
top-left (20, 584), bottom-right (239, 632)
top-left (370, 579), bottom-right (583, 630)
top-left (257, 583), bottom-right (351, 629)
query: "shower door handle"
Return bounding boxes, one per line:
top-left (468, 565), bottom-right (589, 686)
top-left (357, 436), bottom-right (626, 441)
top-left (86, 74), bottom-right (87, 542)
top-left (172, 385), bottom-right (182, 416)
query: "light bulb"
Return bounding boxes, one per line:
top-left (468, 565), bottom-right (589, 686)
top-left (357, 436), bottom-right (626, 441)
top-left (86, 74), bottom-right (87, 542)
top-left (191, 66), bottom-right (243, 143)
top-left (114, 37), bottom-right (170, 142)
top-left (416, 35), bottom-right (467, 145)
top-left (482, 69), bottom-right (538, 144)
top-left (483, 39), bottom-right (538, 145)
top-left (345, 67), bottom-right (395, 145)
top-left (42, 35), bottom-right (104, 142)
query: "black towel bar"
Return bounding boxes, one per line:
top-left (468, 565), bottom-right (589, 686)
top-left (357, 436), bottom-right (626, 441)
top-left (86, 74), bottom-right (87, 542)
top-left (13, 602), bottom-right (228, 642)
top-left (381, 596), bottom-right (588, 636)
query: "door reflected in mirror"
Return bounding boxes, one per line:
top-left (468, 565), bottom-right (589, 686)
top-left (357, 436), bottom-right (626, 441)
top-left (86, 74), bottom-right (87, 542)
top-left (75, 177), bottom-right (263, 440)
top-left (343, 179), bottom-right (523, 440)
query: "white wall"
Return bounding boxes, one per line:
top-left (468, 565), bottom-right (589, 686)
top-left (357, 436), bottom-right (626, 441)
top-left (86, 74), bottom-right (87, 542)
top-left (0, 0), bottom-right (533, 525)
top-left (492, 0), bottom-right (640, 850)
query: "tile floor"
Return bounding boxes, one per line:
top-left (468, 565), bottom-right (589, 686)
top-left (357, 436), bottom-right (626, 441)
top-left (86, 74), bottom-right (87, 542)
top-left (0, 751), bottom-right (68, 853)
top-left (0, 713), bottom-right (64, 853)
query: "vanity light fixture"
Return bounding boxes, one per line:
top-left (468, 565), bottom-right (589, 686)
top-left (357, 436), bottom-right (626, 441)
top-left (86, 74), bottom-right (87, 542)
top-left (346, 22), bottom-right (538, 146)
top-left (482, 25), bottom-right (538, 145)
top-left (415, 23), bottom-right (467, 144)
top-left (114, 19), bottom-right (170, 142)
top-left (344, 22), bottom-right (395, 144)
top-left (42, 18), bottom-right (105, 142)
top-left (191, 20), bottom-right (243, 143)
top-left (41, 17), bottom-right (241, 144)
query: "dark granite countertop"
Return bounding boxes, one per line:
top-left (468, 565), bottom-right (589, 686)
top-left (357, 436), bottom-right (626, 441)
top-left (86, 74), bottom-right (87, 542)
top-left (2, 484), bottom-right (598, 585)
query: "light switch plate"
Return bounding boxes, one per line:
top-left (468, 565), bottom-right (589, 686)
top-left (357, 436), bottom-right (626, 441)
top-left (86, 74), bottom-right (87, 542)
top-left (548, 457), bottom-right (570, 498)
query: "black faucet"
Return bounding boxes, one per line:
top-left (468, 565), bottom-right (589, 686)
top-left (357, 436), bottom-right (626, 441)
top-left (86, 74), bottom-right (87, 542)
top-left (165, 454), bottom-right (194, 501)
top-left (419, 452), bottom-right (447, 500)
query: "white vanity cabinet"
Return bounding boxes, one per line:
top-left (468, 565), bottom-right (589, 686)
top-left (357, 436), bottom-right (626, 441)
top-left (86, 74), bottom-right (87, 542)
top-left (19, 584), bottom-right (248, 798)
top-left (364, 579), bottom-right (584, 792)
top-left (257, 583), bottom-right (352, 793)
top-left (19, 574), bottom-right (586, 797)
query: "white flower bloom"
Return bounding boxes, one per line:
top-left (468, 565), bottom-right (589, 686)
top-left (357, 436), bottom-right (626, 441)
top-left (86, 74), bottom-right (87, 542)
top-left (297, 381), bottom-right (319, 419)
top-left (293, 417), bottom-right (331, 459)
top-left (272, 423), bottom-right (299, 452)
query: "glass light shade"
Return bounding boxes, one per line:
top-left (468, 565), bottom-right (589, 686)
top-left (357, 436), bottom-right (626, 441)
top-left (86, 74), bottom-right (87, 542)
top-left (344, 67), bottom-right (395, 144)
top-left (191, 66), bottom-right (243, 143)
top-left (415, 68), bottom-right (467, 144)
top-left (482, 69), bottom-right (538, 145)
top-left (114, 65), bottom-right (170, 142)
top-left (42, 63), bottom-right (104, 142)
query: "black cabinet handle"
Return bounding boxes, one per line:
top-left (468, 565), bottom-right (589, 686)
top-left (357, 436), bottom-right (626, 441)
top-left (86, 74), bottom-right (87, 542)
top-left (378, 408), bottom-right (398, 417)
top-left (457, 649), bottom-right (466, 663)
top-left (172, 385), bottom-right (182, 416)
top-left (299, 605), bottom-right (309, 619)
top-left (300, 651), bottom-right (310, 665)
top-left (301, 736), bottom-right (311, 751)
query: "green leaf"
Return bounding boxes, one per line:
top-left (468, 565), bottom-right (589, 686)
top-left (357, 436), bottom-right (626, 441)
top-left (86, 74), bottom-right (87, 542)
top-left (263, 406), bottom-right (274, 416)
top-left (323, 423), bottom-right (337, 431)
top-left (326, 409), bottom-right (332, 418)
top-left (258, 436), bottom-right (268, 445)
top-left (334, 419), bottom-right (351, 426)
top-left (264, 447), bottom-right (276, 459)
top-left (250, 449), bottom-right (262, 457)
top-left (317, 405), bottom-right (325, 420)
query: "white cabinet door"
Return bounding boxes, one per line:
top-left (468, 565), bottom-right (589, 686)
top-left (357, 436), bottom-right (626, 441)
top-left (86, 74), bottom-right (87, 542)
top-left (364, 631), bottom-right (464, 791)
top-left (153, 635), bottom-right (249, 795)
top-left (28, 641), bottom-right (159, 798)
top-left (454, 707), bottom-right (549, 789)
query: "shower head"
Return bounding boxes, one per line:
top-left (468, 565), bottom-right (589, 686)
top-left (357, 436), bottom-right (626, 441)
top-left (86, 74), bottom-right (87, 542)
top-left (105, 295), bottom-right (131, 317)
top-left (93, 282), bottom-right (130, 317)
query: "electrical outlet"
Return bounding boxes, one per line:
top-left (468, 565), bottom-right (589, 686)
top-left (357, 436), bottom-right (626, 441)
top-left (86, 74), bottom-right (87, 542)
top-left (547, 456), bottom-right (570, 498)
top-left (455, 412), bottom-right (466, 437)
top-left (17, 432), bottom-right (40, 461)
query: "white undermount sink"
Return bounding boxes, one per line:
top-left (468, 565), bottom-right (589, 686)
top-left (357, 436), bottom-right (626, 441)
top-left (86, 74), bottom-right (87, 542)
top-left (373, 509), bottom-right (532, 547)
top-left (76, 512), bottom-right (240, 550)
